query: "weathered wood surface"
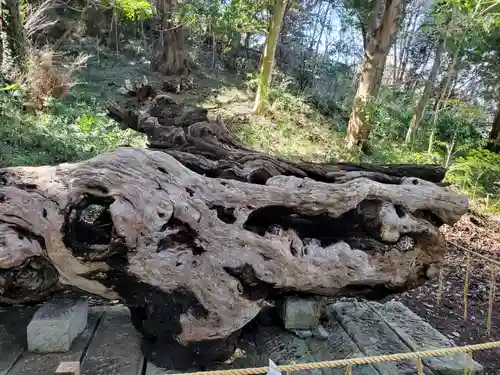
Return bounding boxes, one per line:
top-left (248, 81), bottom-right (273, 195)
top-left (0, 82), bottom-right (470, 367)
top-left (304, 321), bottom-right (379, 375)
top-left (0, 144), bottom-right (468, 367)
top-left (366, 301), bottom-right (483, 374)
top-left (54, 362), bottom-right (81, 375)
top-left (105, 86), bottom-right (448, 185)
top-left (54, 361), bottom-right (81, 375)
top-left (254, 325), bottom-right (322, 375)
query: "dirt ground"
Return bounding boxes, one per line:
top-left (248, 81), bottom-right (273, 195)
top-left (396, 212), bottom-right (500, 375)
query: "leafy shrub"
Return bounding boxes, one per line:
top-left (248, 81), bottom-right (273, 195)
top-left (369, 90), bottom-right (415, 144)
top-left (446, 149), bottom-right (500, 212)
top-left (0, 92), bottom-right (146, 167)
top-left (99, 0), bottom-right (153, 21)
top-left (15, 47), bottom-right (90, 109)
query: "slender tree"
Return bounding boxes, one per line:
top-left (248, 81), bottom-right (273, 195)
top-left (487, 103), bottom-right (500, 152)
top-left (405, 38), bottom-right (444, 143)
top-left (346, 0), bottom-right (406, 150)
top-left (253, 0), bottom-right (288, 114)
top-left (427, 48), bottom-right (459, 152)
top-left (0, 0), bottom-right (25, 78)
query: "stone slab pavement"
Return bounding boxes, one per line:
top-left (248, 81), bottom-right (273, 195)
top-left (0, 299), bottom-right (486, 375)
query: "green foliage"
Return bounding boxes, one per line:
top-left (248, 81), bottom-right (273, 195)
top-left (0, 91), bottom-right (146, 167)
top-left (446, 149), bottom-right (500, 212)
top-left (101, 0), bottom-right (153, 21)
top-left (119, 0), bottom-right (153, 21)
top-left (179, 0), bottom-right (270, 44)
top-left (433, 101), bottom-right (486, 143)
top-left (234, 81), bottom-right (343, 162)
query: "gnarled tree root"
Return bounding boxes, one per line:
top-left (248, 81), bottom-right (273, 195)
top-left (105, 88), bottom-right (448, 186)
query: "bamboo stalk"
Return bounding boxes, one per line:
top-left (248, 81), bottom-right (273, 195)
top-left (487, 267), bottom-right (496, 336)
top-left (463, 253), bottom-right (471, 322)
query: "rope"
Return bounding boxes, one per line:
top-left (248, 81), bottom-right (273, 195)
top-left (167, 341), bottom-right (500, 375)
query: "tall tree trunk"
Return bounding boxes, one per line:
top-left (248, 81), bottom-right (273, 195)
top-left (308, 2), bottom-right (322, 51)
top-left (346, 0), bottom-right (406, 150)
top-left (0, 1), bottom-right (3, 71)
top-left (405, 39), bottom-right (444, 143)
top-left (487, 103), bottom-right (500, 153)
top-left (151, 0), bottom-right (188, 75)
top-left (427, 49), bottom-right (459, 153)
top-left (396, 10), bottom-right (418, 84)
top-left (392, 41), bottom-right (397, 84)
top-left (0, 0), bottom-right (25, 78)
top-left (253, 0), bottom-right (288, 114)
top-left (244, 32), bottom-right (251, 60)
top-left (310, 2), bottom-right (331, 80)
top-left (226, 31), bottom-right (242, 70)
top-left (106, 0), bottom-right (119, 54)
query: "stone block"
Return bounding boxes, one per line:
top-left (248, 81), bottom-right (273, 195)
top-left (282, 297), bottom-right (320, 330)
top-left (305, 320), bottom-right (379, 375)
top-left (80, 306), bottom-right (144, 375)
top-left (9, 311), bottom-right (101, 375)
top-left (312, 325), bottom-right (329, 340)
top-left (328, 301), bottom-right (433, 375)
top-left (255, 325), bottom-right (323, 375)
top-left (27, 298), bottom-right (88, 353)
top-left (291, 329), bottom-right (313, 339)
top-left (367, 300), bottom-right (484, 375)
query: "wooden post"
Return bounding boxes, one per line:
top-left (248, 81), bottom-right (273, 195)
top-left (55, 361), bottom-right (80, 375)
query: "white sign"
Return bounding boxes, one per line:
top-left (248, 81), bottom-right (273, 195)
top-left (267, 359), bottom-right (282, 375)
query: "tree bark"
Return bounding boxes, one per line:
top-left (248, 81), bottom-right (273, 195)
top-left (0, 85), bottom-right (468, 370)
top-left (106, 87), bottom-right (448, 184)
top-left (428, 49), bottom-right (460, 153)
top-left (396, 8), bottom-right (418, 84)
top-left (310, 2), bottom-right (331, 81)
top-left (253, 0), bottom-right (288, 114)
top-left (405, 39), bottom-right (444, 143)
top-left (487, 103), bottom-right (500, 153)
top-left (0, 1), bottom-right (3, 70)
top-left (151, 0), bottom-right (188, 75)
top-left (0, 0), bottom-right (26, 78)
top-left (347, 0), bottom-right (406, 150)
top-left (0, 148), bottom-right (467, 366)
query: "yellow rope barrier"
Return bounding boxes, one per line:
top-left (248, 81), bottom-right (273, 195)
top-left (167, 341), bottom-right (500, 375)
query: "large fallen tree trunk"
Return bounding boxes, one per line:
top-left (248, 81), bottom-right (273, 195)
top-left (0, 85), bottom-right (468, 369)
top-left (106, 85), bottom-right (448, 185)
